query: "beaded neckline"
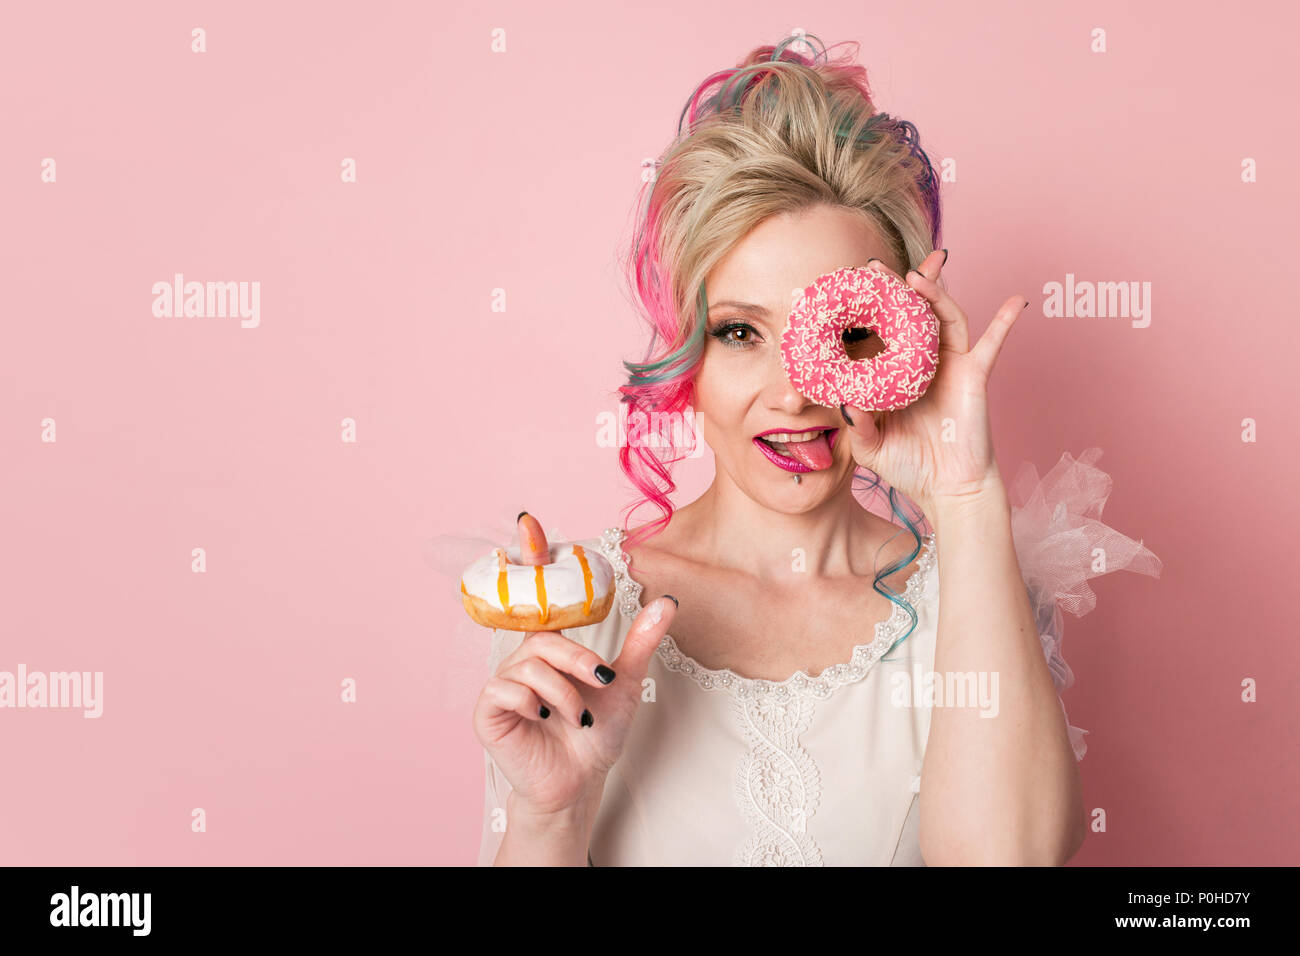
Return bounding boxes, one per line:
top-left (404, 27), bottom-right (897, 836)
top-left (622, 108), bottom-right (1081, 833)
top-left (597, 527), bottom-right (938, 700)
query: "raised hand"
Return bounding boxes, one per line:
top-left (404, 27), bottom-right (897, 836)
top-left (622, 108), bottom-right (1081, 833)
top-left (472, 512), bottom-right (678, 817)
top-left (840, 250), bottom-right (1026, 518)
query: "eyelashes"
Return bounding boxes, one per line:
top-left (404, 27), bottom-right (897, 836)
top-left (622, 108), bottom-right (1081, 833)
top-left (707, 320), bottom-right (877, 352)
top-left (707, 321), bottom-right (761, 349)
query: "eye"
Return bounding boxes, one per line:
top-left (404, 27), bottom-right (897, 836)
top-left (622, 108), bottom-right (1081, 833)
top-left (708, 321), bottom-right (763, 349)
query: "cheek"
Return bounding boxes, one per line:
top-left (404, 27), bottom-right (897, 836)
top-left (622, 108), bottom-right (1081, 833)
top-left (692, 354), bottom-right (745, 423)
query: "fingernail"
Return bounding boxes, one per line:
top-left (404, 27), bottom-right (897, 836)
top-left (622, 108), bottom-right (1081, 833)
top-left (517, 511), bottom-right (528, 521)
top-left (866, 257), bottom-right (881, 267)
top-left (941, 248), bottom-right (949, 265)
top-left (594, 664), bottom-right (616, 684)
top-left (840, 403), bottom-right (855, 427)
top-left (662, 594), bottom-right (679, 608)
top-left (581, 709), bottom-right (594, 728)
top-left (909, 268), bottom-right (925, 281)
top-left (1022, 300), bottom-right (1030, 311)
top-left (539, 704), bottom-right (550, 719)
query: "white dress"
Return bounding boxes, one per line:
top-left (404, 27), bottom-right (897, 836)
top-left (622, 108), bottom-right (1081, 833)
top-left (473, 449), bottom-right (1163, 866)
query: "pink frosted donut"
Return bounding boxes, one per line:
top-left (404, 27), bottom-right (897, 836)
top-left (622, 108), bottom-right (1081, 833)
top-left (780, 265), bottom-right (941, 412)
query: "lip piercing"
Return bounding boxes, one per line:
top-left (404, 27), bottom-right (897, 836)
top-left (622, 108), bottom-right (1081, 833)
top-left (793, 474), bottom-right (802, 484)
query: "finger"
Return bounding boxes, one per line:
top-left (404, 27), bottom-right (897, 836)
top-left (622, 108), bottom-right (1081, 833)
top-left (498, 657), bottom-right (591, 728)
top-left (520, 628), bottom-right (559, 644)
top-left (913, 248), bottom-right (945, 281)
top-left (837, 402), bottom-right (882, 443)
top-left (480, 674), bottom-right (550, 724)
top-left (868, 255), bottom-right (970, 354)
top-left (613, 595), bottom-right (678, 679)
top-left (931, 247), bottom-right (949, 276)
top-left (866, 249), bottom-right (941, 285)
top-left (837, 403), bottom-right (884, 473)
top-left (517, 511), bottom-right (550, 566)
top-left (968, 295), bottom-right (1029, 374)
top-left (500, 630), bottom-right (617, 688)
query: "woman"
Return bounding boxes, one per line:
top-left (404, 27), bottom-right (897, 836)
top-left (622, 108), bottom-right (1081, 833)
top-left (471, 34), bottom-right (1157, 866)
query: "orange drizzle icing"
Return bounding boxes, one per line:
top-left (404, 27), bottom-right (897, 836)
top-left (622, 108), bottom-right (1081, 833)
top-left (573, 545), bottom-right (594, 614)
top-left (481, 547), bottom-right (592, 622)
top-left (534, 565), bottom-right (549, 624)
top-left (496, 549), bottom-right (509, 610)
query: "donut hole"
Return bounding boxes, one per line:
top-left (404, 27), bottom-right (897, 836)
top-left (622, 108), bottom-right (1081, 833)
top-left (842, 326), bottom-right (886, 361)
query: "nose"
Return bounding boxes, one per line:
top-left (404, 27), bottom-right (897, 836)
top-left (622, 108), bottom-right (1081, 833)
top-left (762, 348), bottom-right (814, 416)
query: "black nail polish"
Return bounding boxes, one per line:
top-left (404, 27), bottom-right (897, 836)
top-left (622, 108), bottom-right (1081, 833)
top-left (663, 594), bottom-right (679, 608)
top-left (866, 257), bottom-right (880, 265)
top-left (840, 403), bottom-right (855, 427)
top-left (517, 511), bottom-right (528, 521)
top-left (594, 664), bottom-right (616, 684)
top-left (581, 709), bottom-right (593, 728)
top-left (941, 248), bottom-right (949, 265)
top-left (539, 704), bottom-right (549, 719)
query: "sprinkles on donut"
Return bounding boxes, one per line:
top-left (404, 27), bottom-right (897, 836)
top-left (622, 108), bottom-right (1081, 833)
top-left (780, 264), bottom-right (940, 412)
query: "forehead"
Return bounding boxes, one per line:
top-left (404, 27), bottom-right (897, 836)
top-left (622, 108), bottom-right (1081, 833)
top-left (705, 205), bottom-right (895, 313)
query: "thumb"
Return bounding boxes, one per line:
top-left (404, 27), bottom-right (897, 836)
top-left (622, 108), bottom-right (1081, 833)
top-left (840, 404), bottom-right (883, 460)
top-left (613, 595), bottom-right (678, 680)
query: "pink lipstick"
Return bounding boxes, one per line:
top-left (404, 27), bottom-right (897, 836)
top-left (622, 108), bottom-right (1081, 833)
top-left (752, 427), bottom-right (839, 473)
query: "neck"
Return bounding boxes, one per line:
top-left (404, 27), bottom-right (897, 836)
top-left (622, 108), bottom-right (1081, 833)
top-left (682, 467), bottom-right (884, 580)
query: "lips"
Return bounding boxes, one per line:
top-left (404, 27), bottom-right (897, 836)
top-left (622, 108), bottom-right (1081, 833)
top-left (753, 427), bottom-right (839, 473)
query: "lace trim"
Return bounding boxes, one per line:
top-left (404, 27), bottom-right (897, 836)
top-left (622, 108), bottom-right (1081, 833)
top-left (598, 527), bottom-right (938, 701)
top-left (731, 691), bottom-right (824, 865)
top-left (598, 525), bottom-right (937, 867)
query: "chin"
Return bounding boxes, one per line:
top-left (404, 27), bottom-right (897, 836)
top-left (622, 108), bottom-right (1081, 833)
top-left (742, 461), bottom-right (852, 510)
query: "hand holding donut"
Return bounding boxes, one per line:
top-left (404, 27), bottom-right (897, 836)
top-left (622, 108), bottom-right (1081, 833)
top-left (472, 514), bottom-right (680, 818)
top-left (833, 251), bottom-right (1027, 518)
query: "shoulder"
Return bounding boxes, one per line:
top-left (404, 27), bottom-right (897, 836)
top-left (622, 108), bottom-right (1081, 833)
top-left (877, 522), bottom-right (939, 605)
top-left (895, 529), bottom-right (941, 636)
top-left (915, 530), bottom-right (940, 598)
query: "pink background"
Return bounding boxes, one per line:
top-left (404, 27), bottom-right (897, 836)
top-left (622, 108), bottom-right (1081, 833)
top-left (2, 1), bottom-right (1295, 865)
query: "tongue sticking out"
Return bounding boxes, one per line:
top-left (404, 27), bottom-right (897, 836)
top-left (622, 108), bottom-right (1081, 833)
top-left (777, 431), bottom-right (833, 470)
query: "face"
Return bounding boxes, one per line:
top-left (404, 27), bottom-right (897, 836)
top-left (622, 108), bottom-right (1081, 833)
top-left (693, 202), bottom-right (902, 511)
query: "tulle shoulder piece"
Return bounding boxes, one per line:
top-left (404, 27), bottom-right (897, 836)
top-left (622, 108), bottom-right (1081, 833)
top-left (1008, 446), bottom-right (1163, 618)
top-left (1006, 447), bottom-right (1163, 761)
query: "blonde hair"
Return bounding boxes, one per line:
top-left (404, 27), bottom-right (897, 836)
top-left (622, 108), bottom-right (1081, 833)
top-left (617, 33), bottom-right (942, 553)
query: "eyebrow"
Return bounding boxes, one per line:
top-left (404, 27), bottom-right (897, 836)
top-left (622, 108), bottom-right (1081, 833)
top-left (706, 300), bottom-right (771, 316)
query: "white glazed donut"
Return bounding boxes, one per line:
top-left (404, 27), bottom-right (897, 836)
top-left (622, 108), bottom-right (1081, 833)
top-left (460, 543), bottom-right (615, 631)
